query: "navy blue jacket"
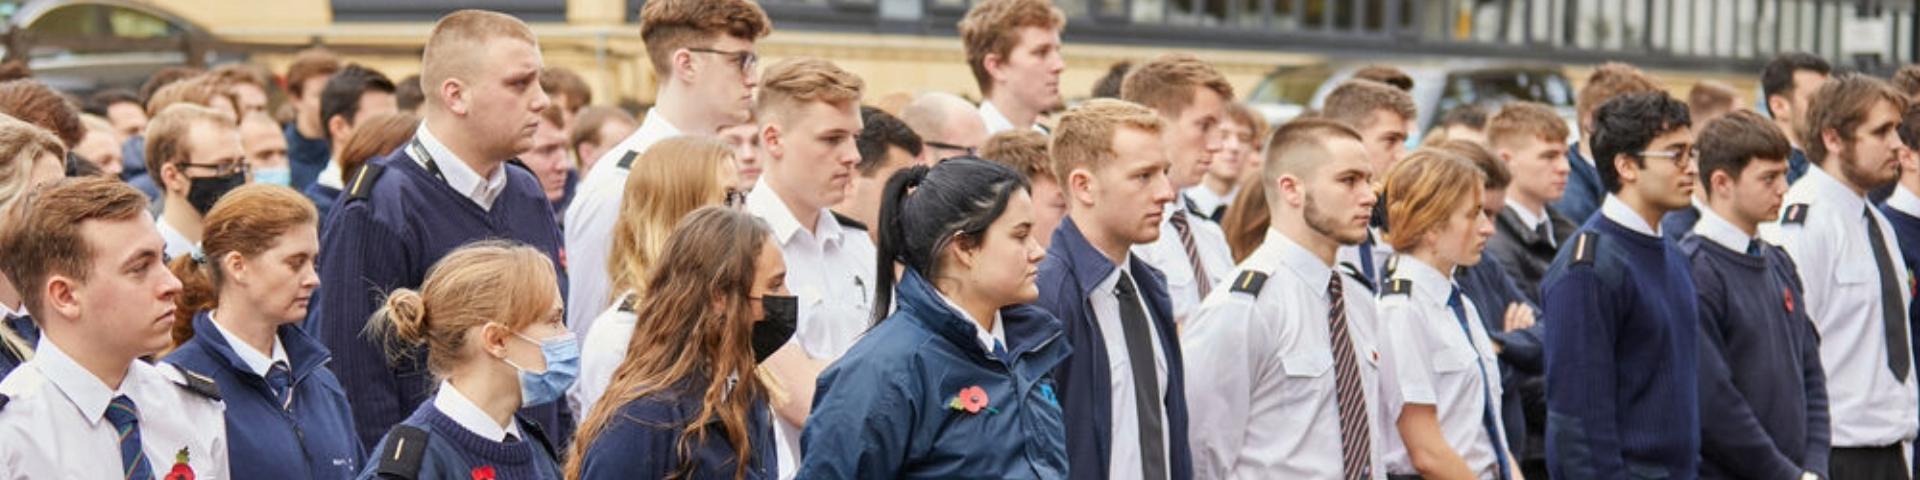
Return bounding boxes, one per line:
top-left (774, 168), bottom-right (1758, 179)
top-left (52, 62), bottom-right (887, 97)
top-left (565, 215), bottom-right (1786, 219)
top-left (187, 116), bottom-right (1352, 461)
top-left (1032, 216), bottom-right (1191, 480)
top-left (164, 311), bottom-right (366, 479)
top-left (577, 384), bottom-right (776, 479)
top-left (309, 144), bottom-right (570, 449)
top-left (1678, 235), bottom-right (1830, 480)
top-left (0, 314), bottom-right (37, 379)
top-left (1552, 143), bottom-right (1603, 228)
top-left (1786, 147), bottom-right (1809, 186)
top-left (1877, 202), bottom-right (1920, 466)
top-left (1455, 256), bottom-right (1546, 460)
top-left (287, 122), bottom-right (331, 192)
top-left (1541, 215), bottom-right (1701, 480)
top-left (800, 270), bottom-right (1071, 478)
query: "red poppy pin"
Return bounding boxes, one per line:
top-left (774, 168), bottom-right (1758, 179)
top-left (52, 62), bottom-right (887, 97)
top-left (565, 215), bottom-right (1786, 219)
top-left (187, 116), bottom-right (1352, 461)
top-left (947, 386), bottom-right (996, 414)
top-left (1783, 288), bottom-right (1795, 314)
top-left (470, 465), bottom-right (497, 480)
top-left (164, 447), bottom-right (194, 480)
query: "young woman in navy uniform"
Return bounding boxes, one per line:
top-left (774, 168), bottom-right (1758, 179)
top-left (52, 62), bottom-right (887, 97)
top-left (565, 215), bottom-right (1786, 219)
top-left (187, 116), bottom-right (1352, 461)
top-left (163, 184), bottom-right (365, 478)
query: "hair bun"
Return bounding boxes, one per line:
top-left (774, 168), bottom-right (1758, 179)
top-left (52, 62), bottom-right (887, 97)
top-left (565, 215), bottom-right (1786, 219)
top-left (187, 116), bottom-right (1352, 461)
top-left (382, 289), bottom-right (429, 344)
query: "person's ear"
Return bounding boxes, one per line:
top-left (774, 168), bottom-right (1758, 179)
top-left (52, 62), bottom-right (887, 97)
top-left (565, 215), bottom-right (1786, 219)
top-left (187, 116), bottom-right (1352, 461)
top-left (761, 123), bottom-right (784, 162)
top-left (327, 115), bottom-right (352, 142)
top-left (672, 48), bottom-right (697, 83)
top-left (1822, 127), bottom-right (1845, 159)
top-left (1613, 154), bottom-right (1640, 186)
top-left (441, 78), bottom-right (469, 116)
top-left (161, 162), bottom-right (188, 195)
top-left (1767, 95), bottom-right (1791, 120)
top-left (479, 322), bottom-right (510, 359)
top-left (219, 251), bottom-right (248, 284)
top-left (46, 275), bottom-right (79, 320)
top-left (1067, 168), bottom-right (1096, 206)
top-left (950, 233), bottom-right (982, 272)
top-left (1277, 174), bottom-right (1304, 207)
top-left (982, 52), bottom-right (1007, 85)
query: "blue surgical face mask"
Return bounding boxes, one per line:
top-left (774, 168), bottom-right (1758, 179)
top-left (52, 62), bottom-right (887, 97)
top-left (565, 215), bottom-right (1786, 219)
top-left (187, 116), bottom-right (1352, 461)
top-left (254, 166), bottom-right (291, 187)
top-left (499, 328), bottom-right (580, 407)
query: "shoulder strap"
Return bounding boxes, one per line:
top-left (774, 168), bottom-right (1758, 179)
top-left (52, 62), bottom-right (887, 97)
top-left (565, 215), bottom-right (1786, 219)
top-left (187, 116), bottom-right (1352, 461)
top-left (1781, 203), bottom-right (1809, 225)
top-left (516, 416), bottom-right (560, 464)
top-left (1570, 231), bottom-right (1600, 266)
top-left (1228, 270), bottom-right (1268, 296)
top-left (616, 293), bottom-right (637, 313)
top-left (347, 163), bottom-right (387, 201)
top-left (615, 150), bottom-right (640, 170)
top-left (832, 211), bottom-right (869, 232)
top-left (1338, 263), bottom-right (1376, 293)
top-left (1384, 278), bottom-right (1413, 296)
top-left (169, 364), bottom-right (221, 401)
top-left (374, 425), bottom-right (431, 480)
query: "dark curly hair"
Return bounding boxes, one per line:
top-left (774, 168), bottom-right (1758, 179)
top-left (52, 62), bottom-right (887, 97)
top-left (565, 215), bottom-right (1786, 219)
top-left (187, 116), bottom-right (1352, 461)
top-left (1591, 92), bottom-right (1690, 193)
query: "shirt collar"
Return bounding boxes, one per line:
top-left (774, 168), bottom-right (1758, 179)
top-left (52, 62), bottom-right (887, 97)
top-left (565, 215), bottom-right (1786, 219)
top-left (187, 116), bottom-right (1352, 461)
top-left (315, 157), bottom-right (345, 190)
top-left (1802, 166), bottom-right (1869, 217)
top-left (979, 100), bottom-right (1046, 135)
top-left (155, 215), bottom-right (199, 260)
top-left (606, 111), bottom-right (683, 170)
top-left (745, 177), bottom-right (843, 248)
top-left (206, 310), bottom-right (287, 378)
top-left (2, 301), bottom-right (24, 318)
top-left (33, 338), bottom-right (120, 427)
top-left (1262, 229), bottom-right (1337, 300)
top-left (936, 290), bottom-right (1007, 353)
top-left (433, 380), bottom-right (522, 442)
top-left (415, 122), bottom-right (508, 210)
top-left (1505, 198), bottom-right (1550, 231)
top-left (1691, 202), bottom-right (1755, 254)
top-left (1393, 256), bottom-right (1457, 305)
top-left (1600, 194), bottom-right (1660, 238)
top-left (1889, 184), bottom-right (1920, 218)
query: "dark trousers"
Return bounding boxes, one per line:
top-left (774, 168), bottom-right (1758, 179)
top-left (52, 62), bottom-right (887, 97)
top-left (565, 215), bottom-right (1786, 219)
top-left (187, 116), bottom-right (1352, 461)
top-left (1833, 444), bottom-right (1911, 480)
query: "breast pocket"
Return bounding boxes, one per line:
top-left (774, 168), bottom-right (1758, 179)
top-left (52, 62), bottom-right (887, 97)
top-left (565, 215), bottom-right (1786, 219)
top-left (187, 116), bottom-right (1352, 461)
top-left (1281, 348), bottom-right (1334, 399)
top-left (1432, 347), bottom-right (1477, 375)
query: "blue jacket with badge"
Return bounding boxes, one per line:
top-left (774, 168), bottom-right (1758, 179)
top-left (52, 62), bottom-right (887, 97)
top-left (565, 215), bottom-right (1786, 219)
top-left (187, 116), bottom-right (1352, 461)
top-left (164, 311), bottom-right (366, 479)
top-left (1033, 216), bottom-right (1193, 480)
top-left (798, 269), bottom-right (1072, 478)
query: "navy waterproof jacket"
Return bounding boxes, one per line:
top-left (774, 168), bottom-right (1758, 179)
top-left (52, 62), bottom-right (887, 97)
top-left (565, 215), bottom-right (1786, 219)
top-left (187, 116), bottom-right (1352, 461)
top-left (164, 311), bottom-right (366, 479)
top-left (798, 269), bottom-right (1072, 478)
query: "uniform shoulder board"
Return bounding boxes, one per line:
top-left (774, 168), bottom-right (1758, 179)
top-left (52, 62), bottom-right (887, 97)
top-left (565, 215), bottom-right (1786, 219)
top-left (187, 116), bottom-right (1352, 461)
top-left (1338, 263), bottom-right (1377, 293)
top-left (0, 393), bottom-right (9, 413)
top-left (347, 163), bottom-right (387, 201)
top-left (374, 425), bottom-right (430, 480)
top-left (833, 211), bottom-right (869, 232)
top-left (1383, 254), bottom-right (1401, 279)
top-left (1570, 231), bottom-right (1600, 266)
top-left (616, 293), bottom-right (637, 313)
top-left (1781, 203), bottom-right (1809, 225)
top-left (1228, 270), bottom-right (1269, 296)
top-left (1384, 278), bottom-right (1413, 296)
top-left (169, 364), bottom-right (221, 401)
top-left (615, 150), bottom-right (640, 170)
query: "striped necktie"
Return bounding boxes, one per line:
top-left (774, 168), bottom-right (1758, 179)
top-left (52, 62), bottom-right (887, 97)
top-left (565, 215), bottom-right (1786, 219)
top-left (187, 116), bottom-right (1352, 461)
top-left (266, 361), bottom-right (294, 410)
top-left (1326, 272), bottom-right (1371, 480)
top-left (106, 395), bottom-right (153, 480)
top-left (1169, 209), bottom-right (1212, 299)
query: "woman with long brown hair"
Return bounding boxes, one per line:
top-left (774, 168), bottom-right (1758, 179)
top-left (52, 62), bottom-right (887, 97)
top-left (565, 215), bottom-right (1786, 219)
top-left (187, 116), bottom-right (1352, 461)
top-left (161, 184), bottom-right (365, 478)
top-left (570, 135), bottom-right (740, 419)
top-left (568, 206), bottom-right (792, 479)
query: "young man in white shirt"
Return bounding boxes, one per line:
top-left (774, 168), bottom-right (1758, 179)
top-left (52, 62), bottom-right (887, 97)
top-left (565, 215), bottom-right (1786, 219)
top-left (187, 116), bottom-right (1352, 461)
top-left (959, 0), bottom-right (1065, 135)
top-left (564, 0), bottom-right (772, 336)
top-left (745, 57), bottom-right (876, 477)
top-left (1183, 118), bottom-right (1385, 479)
top-left (0, 178), bottom-right (229, 479)
top-left (1119, 54), bottom-right (1235, 324)
top-left (1763, 74), bottom-right (1917, 480)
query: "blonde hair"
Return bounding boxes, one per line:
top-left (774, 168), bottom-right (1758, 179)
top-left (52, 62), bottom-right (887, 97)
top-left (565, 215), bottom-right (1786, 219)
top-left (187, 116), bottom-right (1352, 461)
top-left (1487, 101), bottom-right (1570, 149)
top-left (608, 135), bottom-right (737, 298)
top-left (0, 113), bottom-right (63, 360)
top-left (420, 10), bottom-right (538, 109)
top-left (144, 103), bottom-right (236, 193)
top-left (754, 58), bottom-right (864, 126)
top-left (1321, 79), bottom-right (1416, 130)
top-left (981, 129), bottom-right (1052, 180)
top-left (1382, 149), bottom-right (1485, 252)
top-left (1049, 98), bottom-right (1165, 185)
top-left (1120, 54), bottom-right (1235, 118)
top-left (366, 241), bottom-right (559, 377)
top-left (637, 0), bottom-right (772, 76)
top-left (958, 0), bottom-right (1066, 96)
top-left (146, 75), bottom-right (236, 118)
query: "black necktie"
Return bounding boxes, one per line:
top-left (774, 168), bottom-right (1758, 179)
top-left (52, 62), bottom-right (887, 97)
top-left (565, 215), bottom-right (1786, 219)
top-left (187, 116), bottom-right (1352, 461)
top-left (1867, 208), bottom-right (1911, 381)
top-left (1114, 271), bottom-right (1169, 480)
top-left (1535, 221), bottom-right (1554, 248)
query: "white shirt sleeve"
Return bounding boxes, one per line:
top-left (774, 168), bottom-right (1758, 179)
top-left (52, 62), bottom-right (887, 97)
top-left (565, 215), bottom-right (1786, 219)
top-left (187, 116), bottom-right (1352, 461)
top-left (1182, 291), bottom-right (1273, 478)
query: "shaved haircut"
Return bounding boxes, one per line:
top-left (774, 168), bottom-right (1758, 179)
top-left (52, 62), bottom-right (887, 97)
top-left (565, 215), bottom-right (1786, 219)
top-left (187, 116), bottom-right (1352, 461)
top-left (420, 10), bottom-right (537, 108)
top-left (1263, 118), bottom-right (1365, 184)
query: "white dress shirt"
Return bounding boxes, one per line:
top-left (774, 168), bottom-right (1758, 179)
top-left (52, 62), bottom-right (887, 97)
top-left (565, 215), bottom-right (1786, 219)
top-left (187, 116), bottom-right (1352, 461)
top-left (1506, 198), bottom-right (1556, 248)
top-left (979, 100), bottom-right (1048, 136)
top-left (570, 293), bottom-right (637, 426)
top-left (156, 215), bottom-right (199, 260)
top-left (414, 122), bottom-right (506, 211)
top-left (1600, 195), bottom-right (1659, 237)
top-left (745, 179), bottom-right (877, 478)
top-left (562, 111), bottom-right (683, 338)
top-left (316, 157), bottom-right (345, 191)
top-left (1134, 201), bottom-right (1235, 324)
top-left (1760, 167), bottom-right (1919, 447)
top-left (1183, 230), bottom-right (1387, 480)
top-left (1376, 257), bottom-right (1508, 478)
top-left (1690, 205), bottom-right (1758, 254)
top-left (207, 310), bottom-right (288, 377)
top-left (1090, 252), bottom-right (1171, 480)
top-left (433, 380), bottom-right (521, 443)
top-left (0, 340), bottom-right (229, 479)
top-left (1185, 185), bottom-right (1237, 220)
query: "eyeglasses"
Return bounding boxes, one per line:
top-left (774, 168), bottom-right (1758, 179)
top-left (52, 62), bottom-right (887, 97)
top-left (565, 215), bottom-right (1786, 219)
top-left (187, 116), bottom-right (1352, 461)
top-left (688, 47), bottom-right (758, 75)
top-left (925, 141), bottom-right (978, 159)
top-left (177, 161), bottom-right (251, 177)
top-left (1635, 147), bottom-right (1697, 169)
top-left (725, 188), bottom-right (748, 209)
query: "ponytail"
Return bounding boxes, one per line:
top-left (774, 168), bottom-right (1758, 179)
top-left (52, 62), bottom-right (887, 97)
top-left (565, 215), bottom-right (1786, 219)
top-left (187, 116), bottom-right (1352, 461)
top-left (871, 164), bottom-right (931, 327)
top-left (166, 252), bottom-right (216, 348)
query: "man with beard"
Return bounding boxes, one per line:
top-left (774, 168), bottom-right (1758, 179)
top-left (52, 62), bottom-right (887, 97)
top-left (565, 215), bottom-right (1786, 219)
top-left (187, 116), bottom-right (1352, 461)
top-left (960, 0), bottom-right (1065, 135)
top-left (1540, 92), bottom-right (1701, 479)
top-left (1763, 74), bottom-right (1917, 480)
top-left (1183, 118), bottom-right (1386, 479)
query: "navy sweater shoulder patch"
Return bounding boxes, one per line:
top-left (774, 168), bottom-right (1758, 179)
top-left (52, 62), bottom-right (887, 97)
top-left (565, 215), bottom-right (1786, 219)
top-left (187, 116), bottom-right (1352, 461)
top-left (374, 424), bottom-right (430, 479)
top-left (347, 163), bottom-right (386, 201)
top-left (1570, 231), bottom-right (1600, 266)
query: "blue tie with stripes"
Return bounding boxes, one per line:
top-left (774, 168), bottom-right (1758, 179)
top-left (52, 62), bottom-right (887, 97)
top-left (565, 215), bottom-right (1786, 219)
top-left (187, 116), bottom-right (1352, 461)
top-left (106, 395), bottom-right (153, 480)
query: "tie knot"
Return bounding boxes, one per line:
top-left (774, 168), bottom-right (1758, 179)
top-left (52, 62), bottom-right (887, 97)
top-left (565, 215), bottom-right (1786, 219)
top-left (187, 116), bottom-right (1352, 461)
top-left (1115, 270), bottom-right (1139, 298)
top-left (1447, 287), bottom-right (1462, 307)
top-left (105, 395), bottom-right (139, 427)
top-left (1169, 208), bottom-right (1189, 226)
top-left (1327, 271), bottom-right (1344, 297)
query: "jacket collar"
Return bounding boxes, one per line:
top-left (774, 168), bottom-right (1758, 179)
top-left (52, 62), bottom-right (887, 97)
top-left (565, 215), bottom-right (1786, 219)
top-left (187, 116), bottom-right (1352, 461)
top-left (1050, 216), bottom-right (1131, 299)
top-left (190, 310), bottom-right (332, 381)
top-left (893, 269), bottom-right (1064, 359)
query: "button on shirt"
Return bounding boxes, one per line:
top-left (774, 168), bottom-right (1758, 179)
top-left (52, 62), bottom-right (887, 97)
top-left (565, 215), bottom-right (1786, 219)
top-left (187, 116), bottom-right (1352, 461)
top-left (1089, 252), bottom-right (1171, 480)
top-left (563, 111), bottom-right (682, 338)
top-left (1135, 200), bottom-right (1235, 324)
top-left (745, 179), bottom-right (877, 478)
top-left (1182, 230), bottom-right (1387, 479)
top-left (415, 122), bottom-right (507, 211)
top-left (1761, 167), bottom-right (1919, 447)
top-left (0, 340), bottom-right (229, 479)
top-left (433, 381), bottom-right (522, 442)
top-left (1376, 257), bottom-right (1508, 478)
top-left (979, 100), bottom-right (1048, 136)
top-left (207, 310), bottom-right (288, 378)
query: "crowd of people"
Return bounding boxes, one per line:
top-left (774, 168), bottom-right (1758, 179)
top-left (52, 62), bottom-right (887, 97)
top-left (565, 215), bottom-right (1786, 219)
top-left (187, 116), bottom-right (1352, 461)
top-left (0, 0), bottom-right (1911, 479)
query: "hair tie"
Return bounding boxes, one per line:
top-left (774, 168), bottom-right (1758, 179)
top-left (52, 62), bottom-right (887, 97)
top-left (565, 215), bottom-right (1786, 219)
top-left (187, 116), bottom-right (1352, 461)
top-left (189, 250), bottom-right (206, 265)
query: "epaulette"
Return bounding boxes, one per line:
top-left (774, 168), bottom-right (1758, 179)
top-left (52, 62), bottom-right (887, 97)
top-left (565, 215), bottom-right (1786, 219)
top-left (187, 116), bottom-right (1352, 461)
top-left (0, 393), bottom-right (9, 413)
top-left (169, 364), bottom-right (221, 401)
top-left (374, 424), bottom-right (430, 480)
top-left (347, 163), bottom-right (386, 201)
top-left (1228, 271), bottom-right (1268, 296)
top-left (1781, 203), bottom-right (1809, 225)
top-left (1383, 254), bottom-right (1401, 279)
top-left (833, 212), bottom-right (869, 232)
top-left (1570, 231), bottom-right (1600, 266)
top-left (616, 293), bottom-right (637, 313)
top-left (1384, 278), bottom-right (1413, 296)
top-left (1338, 262), bottom-right (1377, 293)
top-left (615, 150), bottom-right (639, 170)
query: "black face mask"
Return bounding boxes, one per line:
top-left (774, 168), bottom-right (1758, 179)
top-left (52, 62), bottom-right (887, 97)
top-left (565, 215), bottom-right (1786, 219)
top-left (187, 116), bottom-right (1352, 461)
top-left (753, 295), bottom-right (798, 363)
top-left (186, 171), bottom-right (247, 215)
